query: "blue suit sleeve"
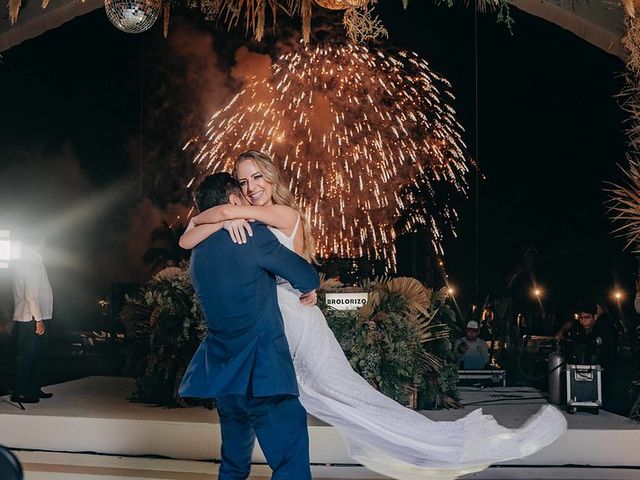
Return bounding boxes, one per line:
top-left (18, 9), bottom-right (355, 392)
top-left (250, 224), bottom-right (320, 293)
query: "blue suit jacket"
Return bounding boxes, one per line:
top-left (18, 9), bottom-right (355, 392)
top-left (179, 222), bottom-right (319, 399)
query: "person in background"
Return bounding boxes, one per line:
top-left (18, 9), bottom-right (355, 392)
top-left (562, 298), bottom-right (619, 369)
top-left (453, 320), bottom-right (490, 369)
top-left (555, 297), bottom-right (607, 342)
top-left (11, 233), bottom-right (53, 404)
top-left (560, 297), bottom-right (621, 410)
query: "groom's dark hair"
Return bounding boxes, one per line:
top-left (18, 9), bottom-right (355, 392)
top-left (194, 173), bottom-right (242, 211)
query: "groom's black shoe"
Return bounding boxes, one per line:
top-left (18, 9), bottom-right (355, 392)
top-left (10, 394), bottom-right (39, 404)
top-left (37, 390), bottom-right (53, 399)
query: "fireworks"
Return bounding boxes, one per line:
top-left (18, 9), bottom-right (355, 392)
top-left (189, 44), bottom-right (470, 270)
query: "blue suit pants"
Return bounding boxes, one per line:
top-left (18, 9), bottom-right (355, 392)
top-left (215, 394), bottom-right (311, 480)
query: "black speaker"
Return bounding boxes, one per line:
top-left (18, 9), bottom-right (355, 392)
top-left (0, 445), bottom-right (23, 480)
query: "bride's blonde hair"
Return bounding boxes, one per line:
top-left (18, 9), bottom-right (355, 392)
top-left (233, 150), bottom-right (316, 262)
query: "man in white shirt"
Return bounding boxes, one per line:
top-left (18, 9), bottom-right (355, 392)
top-left (12, 235), bottom-right (53, 403)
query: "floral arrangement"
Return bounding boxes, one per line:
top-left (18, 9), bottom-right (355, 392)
top-left (122, 268), bottom-right (459, 409)
top-left (120, 266), bottom-right (209, 407)
top-left (321, 276), bottom-right (460, 408)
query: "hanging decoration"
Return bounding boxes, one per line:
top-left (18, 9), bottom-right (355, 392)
top-left (5, 0), bottom-right (513, 44)
top-left (104, 0), bottom-right (162, 33)
top-left (607, 3), bottom-right (640, 248)
top-left (187, 0), bottom-right (387, 43)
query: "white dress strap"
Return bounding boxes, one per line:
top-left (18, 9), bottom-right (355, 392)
top-left (289, 212), bottom-right (301, 241)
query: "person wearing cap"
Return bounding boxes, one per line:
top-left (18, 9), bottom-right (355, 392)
top-left (453, 320), bottom-right (490, 369)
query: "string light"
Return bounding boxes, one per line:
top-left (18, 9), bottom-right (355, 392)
top-left (612, 289), bottom-right (624, 301)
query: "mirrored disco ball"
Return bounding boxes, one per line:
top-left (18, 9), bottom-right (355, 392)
top-left (104, 0), bottom-right (161, 33)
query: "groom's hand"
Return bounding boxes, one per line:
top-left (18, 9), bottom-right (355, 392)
top-left (300, 290), bottom-right (317, 306)
top-left (223, 219), bottom-right (253, 244)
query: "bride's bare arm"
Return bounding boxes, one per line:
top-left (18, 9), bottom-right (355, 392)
top-left (193, 204), bottom-right (298, 231)
top-left (179, 218), bottom-right (223, 249)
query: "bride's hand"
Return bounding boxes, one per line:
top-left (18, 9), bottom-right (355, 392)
top-left (300, 290), bottom-right (317, 306)
top-left (223, 219), bottom-right (253, 244)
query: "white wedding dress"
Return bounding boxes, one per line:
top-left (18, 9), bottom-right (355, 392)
top-left (268, 220), bottom-right (567, 480)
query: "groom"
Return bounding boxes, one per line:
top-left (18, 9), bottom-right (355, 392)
top-left (179, 172), bottom-right (319, 480)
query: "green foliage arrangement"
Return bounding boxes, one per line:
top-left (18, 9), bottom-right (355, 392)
top-left (120, 266), bottom-right (208, 407)
top-left (320, 276), bottom-right (460, 409)
top-left (122, 269), bottom-right (459, 409)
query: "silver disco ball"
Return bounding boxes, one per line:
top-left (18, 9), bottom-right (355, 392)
top-left (104, 0), bottom-right (161, 33)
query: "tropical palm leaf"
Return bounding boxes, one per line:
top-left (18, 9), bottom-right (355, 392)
top-left (383, 277), bottom-right (432, 315)
top-left (358, 276), bottom-right (389, 292)
top-left (606, 155), bottom-right (640, 252)
top-left (423, 351), bottom-right (444, 370)
top-left (362, 277), bottom-right (431, 318)
top-left (119, 302), bottom-right (154, 337)
top-left (319, 274), bottom-right (344, 292)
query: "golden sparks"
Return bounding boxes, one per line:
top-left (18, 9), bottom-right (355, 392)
top-left (189, 44), bottom-right (470, 270)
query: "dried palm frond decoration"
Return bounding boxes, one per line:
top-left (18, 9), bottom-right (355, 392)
top-left (152, 266), bottom-right (184, 281)
top-left (189, 0), bottom-right (512, 43)
top-left (318, 273), bottom-right (344, 292)
top-left (6, 0), bottom-right (513, 44)
top-left (623, 13), bottom-right (640, 76)
top-left (363, 276), bottom-right (432, 318)
top-left (8, 0), bottom-right (22, 25)
top-left (608, 6), bottom-right (640, 249)
top-left (477, 0), bottom-right (499, 13)
top-left (622, 0), bottom-right (640, 19)
top-left (319, 276), bottom-right (458, 408)
top-left (618, 72), bottom-right (640, 153)
top-left (189, 0), bottom-right (386, 42)
top-left (343, 1), bottom-right (387, 43)
top-left (607, 157), bottom-right (640, 252)
top-left (359, 278), bottom-right (450, 350)
top-left (163, 0), bottom-right (172, 37)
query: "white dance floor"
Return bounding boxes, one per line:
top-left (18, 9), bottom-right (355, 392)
top-left (1, 377), bottom-right (639, 479)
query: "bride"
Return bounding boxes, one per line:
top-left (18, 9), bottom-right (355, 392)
top-left (179, 150), bottom-right (567, 480)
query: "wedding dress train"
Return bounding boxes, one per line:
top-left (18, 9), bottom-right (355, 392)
top-left (268, 222), bottom-right (567, 480)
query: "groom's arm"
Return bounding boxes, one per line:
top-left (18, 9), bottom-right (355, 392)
top-left (250, 224), bottom-right (319, 294)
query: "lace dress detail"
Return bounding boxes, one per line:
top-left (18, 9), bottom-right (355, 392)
top-left (267, 220), bottom-right (567, 479)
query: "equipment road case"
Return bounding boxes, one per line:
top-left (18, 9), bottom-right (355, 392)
top-left (565, 364), bottom-right (602, 414)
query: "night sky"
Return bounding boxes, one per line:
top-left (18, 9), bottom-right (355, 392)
top-left (0, 0), bottom-right (634, 333)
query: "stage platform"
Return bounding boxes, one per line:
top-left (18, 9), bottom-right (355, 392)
top-left (12, 451), bottom-right (640, 480)
top-left (1, 377), bottom-right (640, 478)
